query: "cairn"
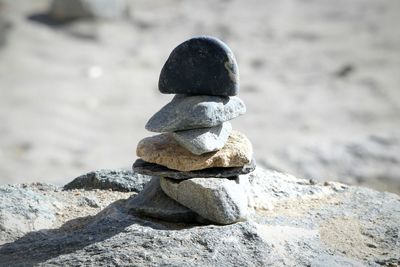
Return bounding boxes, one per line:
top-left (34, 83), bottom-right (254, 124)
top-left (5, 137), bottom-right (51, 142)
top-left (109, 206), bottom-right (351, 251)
top-left (132, 36), bottom-right (256, 224)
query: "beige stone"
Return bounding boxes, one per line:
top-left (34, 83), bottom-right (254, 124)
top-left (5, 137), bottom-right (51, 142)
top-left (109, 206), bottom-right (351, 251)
top-left (136, 130), bottom-right (253, 171)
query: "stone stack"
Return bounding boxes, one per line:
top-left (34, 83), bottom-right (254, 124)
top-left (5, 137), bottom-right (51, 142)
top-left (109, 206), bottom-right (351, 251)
top-left (132, 36), bottom-right (256, 225)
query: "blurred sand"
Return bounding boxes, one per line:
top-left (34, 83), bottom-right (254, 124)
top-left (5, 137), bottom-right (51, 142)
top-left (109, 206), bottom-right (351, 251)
top-left (0, 0), bottom-right (399, 193)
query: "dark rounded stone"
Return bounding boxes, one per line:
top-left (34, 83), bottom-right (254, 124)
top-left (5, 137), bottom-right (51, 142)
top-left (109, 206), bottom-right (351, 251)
top-left (132, 158), bottom-right (256, 180)
top-left (159, 36), bottom-right (239, 96)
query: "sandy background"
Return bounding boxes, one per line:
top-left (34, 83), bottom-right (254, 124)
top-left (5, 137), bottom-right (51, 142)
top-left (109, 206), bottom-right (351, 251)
top-left (0, 0), bottom-right (399, 194)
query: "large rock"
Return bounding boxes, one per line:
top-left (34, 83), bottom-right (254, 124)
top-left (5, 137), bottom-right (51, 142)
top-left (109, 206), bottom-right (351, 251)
top-left (172, 122), bottom-right (232, 155)
top-left (160, 176), bottom-right (249, 224)
top-left (158, 36), bottom-right (239, 96)
top-left (137, 130), bottom-right (253, 171)
top-left (145, 95), bottom-right (245, 132)
top-left (125, 177), bottom-right (202, 223)
top-left (0, 168), bottom-right (399, 266)
top-left (132, 158), bottom-right (256, 180)
top-left (64, 169), bottom-right (152, 193)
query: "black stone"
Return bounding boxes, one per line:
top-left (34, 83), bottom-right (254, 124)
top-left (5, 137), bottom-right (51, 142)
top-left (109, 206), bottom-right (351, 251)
top-left (132, 158), bottom-right (256, 180)
top-left (159, 36), bottom-right (239, 96)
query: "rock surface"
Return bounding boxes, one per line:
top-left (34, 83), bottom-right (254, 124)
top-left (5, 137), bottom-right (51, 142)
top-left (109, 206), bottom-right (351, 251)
top-left (132, 158), bottom-right (256, 179)
top-left (1, 168), bottom-right (399, 266)
top-left (137, 130), bottom-right (253, 171)
top-left (64, 169), bottom-right (152, 193)
top-left (125, 177), bottom-right (202, 223)
top-left (145, 94), bottom-right (245, 132)
top-left (158, 36), bottom-right (239, 96)
top-left (0, 182), bottom-right (131, 246)
top-left (172, 122), bottom-right (232, 155)
top-left (160, 176), bottom-right (249, 224)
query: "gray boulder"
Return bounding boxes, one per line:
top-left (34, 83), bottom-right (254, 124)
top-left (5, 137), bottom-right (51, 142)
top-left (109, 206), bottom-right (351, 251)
top-left (172, 122), bottom-right (232, 155)
top-left (145, 95), bottom-right (246, 132)
top-left (160, 176), bottom-right (249, 224)
top-left (64, 169), bottom-right (152, 193)
top-left (125, 177), bottom-right (203, 223)
top-left (0, 168), bottom-right (399, 266)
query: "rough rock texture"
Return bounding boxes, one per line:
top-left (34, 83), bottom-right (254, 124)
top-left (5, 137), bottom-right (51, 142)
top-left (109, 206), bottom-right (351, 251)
top-left (64, 169), bottom-right (152, 193)
top-left (145, 95), bottom-right (245, 132)
top-left (1, 168), bottom-right (399, 266)
top-left (0, 182), bottom-right (131, 245)
top-left (172, 122), bottom-right (232, 155)
top-left (132, 158), bottom-right (256, 179)
top-left (158, 36), bottom-right (239, 96)
top-left (160, 176), bottom-right (249, 224)
top-left (137, 130), bottom-right (253, 171)
top-left (125, 177), bottom-right (202, 223)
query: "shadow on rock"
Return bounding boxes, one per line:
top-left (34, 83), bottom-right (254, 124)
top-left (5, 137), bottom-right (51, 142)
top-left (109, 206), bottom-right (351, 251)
top-left (0, 198), bottom-right (186, 266)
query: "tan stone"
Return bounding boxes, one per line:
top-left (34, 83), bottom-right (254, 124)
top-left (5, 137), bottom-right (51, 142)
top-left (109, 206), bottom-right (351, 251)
top-left (136, 130), bottom-right (253, 171)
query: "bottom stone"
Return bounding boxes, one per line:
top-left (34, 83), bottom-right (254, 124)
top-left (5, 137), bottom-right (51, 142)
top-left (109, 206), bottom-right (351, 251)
top-left (125, 177), bottom-right (203, 223)
top-left (160, 176), bottom-right (249, 225)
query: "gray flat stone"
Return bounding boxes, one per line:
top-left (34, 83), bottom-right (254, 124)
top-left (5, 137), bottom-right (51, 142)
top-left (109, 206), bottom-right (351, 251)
top-left (132, 158), bottom-right (256, 180)
top-left (160, 176), bottom-right (249, 225)
top-left (145, 94), bottom-right (246, 132)
top-left (171, 122), bottom-right (232, 155)
top-left (125, 177), bottom-right (202, 223)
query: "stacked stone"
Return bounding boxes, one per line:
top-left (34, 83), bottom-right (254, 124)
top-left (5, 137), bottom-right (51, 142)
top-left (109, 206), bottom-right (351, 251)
top-left (132, 36), bottom-right (256, 225)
